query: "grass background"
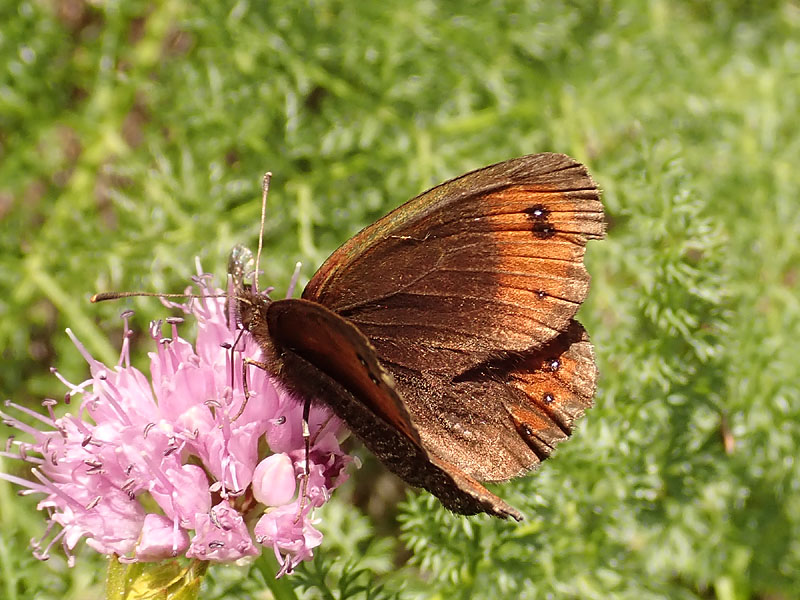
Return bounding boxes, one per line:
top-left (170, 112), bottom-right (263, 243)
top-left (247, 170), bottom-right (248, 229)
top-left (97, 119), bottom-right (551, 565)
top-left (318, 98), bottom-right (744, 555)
top-left (2, 0), bottom-right (800, 598)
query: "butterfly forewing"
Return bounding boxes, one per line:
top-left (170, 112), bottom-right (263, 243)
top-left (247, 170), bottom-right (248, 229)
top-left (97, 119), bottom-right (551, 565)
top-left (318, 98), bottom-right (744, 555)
top-left (302, 153), bottom-right (604, 375)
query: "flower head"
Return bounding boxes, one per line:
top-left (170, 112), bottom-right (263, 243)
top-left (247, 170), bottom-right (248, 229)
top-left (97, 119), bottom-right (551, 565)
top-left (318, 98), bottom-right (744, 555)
top-left (0, 265), bottom-right (351, 575)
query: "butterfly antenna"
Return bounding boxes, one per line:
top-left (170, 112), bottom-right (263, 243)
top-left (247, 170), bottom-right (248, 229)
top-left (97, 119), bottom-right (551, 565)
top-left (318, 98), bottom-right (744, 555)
top-left (91, 291), bottom-right (227, 303)
top-left (254, 172), bottom-right (272, 293)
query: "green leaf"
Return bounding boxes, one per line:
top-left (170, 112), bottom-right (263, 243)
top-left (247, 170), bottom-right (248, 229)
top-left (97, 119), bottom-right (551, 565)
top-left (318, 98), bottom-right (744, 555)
top-left (105, 557), bottom-right (208, 600)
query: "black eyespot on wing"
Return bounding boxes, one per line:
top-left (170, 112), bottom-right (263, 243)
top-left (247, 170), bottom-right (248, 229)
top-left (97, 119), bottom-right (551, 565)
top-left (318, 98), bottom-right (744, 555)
top-left (524, 204), bottom-right (556, 238)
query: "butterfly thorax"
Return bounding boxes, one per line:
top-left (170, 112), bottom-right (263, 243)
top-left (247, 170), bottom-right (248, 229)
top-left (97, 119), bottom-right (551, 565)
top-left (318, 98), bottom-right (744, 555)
top-left (236, 288), bottom-right (278, 361)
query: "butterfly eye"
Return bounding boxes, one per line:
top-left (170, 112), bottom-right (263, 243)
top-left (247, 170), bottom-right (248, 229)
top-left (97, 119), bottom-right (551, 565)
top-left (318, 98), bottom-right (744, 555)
top-left (543, 393), bottom-right (555, 404)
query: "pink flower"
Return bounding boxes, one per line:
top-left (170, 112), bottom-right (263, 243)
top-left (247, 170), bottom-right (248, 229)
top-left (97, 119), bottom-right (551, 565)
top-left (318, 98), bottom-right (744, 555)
top-left (0, 264), bottom-right (352, 575)
top-left (255, 504), bottom-right (324, 575)
top-left (136, 514), bottom-right (190, 561)
top-left (186, 501), bottom-right (259, 562)
top-left (253, 454), bottom-right (297, 507)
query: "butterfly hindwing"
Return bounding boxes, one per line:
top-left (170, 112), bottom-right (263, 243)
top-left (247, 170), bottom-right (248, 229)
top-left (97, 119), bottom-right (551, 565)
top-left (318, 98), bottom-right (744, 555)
top-left (266, 298), bottom-right (420, 446)
top-left (266, 298), bottom-right (522, 519)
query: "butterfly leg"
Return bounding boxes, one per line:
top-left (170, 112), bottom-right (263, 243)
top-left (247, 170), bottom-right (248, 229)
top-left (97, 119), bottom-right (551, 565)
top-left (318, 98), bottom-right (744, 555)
top-left (294, 396), bottom-right (312, 523)
top-left (234, 357), bottom-right (269, 421)
top-left (236, 350), bottom-right (313, 520)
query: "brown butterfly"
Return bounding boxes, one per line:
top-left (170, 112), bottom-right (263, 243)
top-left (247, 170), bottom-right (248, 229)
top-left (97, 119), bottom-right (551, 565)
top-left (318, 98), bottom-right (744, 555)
top-left (236, 153), bottom-right (605, 520)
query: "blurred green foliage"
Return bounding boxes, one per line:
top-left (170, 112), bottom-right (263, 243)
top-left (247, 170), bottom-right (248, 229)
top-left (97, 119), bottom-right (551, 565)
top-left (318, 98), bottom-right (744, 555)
top-left (1, 0), bottom-right (799, 598)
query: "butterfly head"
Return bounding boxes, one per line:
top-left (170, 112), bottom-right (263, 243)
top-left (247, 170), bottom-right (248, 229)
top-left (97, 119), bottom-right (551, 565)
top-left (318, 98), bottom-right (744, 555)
top-left (226, 244), bottom-right (276, 355)
top-left (234, 287), bottom-right (270, 334)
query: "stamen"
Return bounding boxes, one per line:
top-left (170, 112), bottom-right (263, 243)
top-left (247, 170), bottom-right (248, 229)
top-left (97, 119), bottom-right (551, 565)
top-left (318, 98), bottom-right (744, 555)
top-left (42, 399), bottom-right (58, 421)
top-left (167, 317), bottom-right (183, 340)
top-left (0, 409), bottom-right (51, 439)
top-left (18, 443), bottom-right (30, 461)
top-left (171, 518), bottom-right (182, 556)
top-left (67, 411), bottom-right (94, 437)
top-left (138, 452), bottom-right (179, 495)
top-left (4, 400), bottom-right (57, 428)
top-left (94, 378), bottom-right (134, 427)
top-left (33, 527), bottom-right (66, 562)
top-left (119, 313), bottom-right (134, 368)
top-left (286, 261), bottom-right (303, 298)
top-left (63, 540), bottom-right (76, 568)
top-left (0, 471), bottom-right (49, 492)
top-left (30, 519), bottom-right (56, 551)
top-left (50, 367), bottom-right (92, 395)
top-left (65, 328), bottom-right (101, 370)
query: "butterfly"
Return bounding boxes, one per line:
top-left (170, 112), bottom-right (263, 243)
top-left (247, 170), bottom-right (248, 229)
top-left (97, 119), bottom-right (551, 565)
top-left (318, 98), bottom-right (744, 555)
top-left (235, 153), bottom-right (605, 520)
